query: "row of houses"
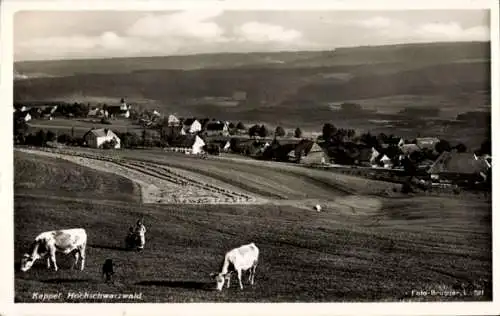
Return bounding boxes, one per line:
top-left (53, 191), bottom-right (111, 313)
top-left (167, 115), bottom-right (232, 137)
top-left (57, 124), bottom-right (492, 189)
top-left (81, 127), bottom-right (209, 155)
top-left (257, 136), bottom-right (491, 187)
top-left (88, 99), bottom-right (131, 119)
top-left (14, 104), bottom-right (58, 122)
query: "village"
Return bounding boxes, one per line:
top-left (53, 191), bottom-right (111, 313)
top-left (13, 97), bottom-right (492, 195)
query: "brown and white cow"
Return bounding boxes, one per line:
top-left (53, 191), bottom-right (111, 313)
top-left (20, 228), bottom-right (87, 272)
top-left (211, 242), bottom-right (259, 291)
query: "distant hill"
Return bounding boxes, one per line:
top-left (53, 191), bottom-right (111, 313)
top-left (13, 41), bottom-right (491, 128)
top-left (14, 41), bottom-right (489, 77)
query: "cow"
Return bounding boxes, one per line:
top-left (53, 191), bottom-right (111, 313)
top-left (211, 242), bottom-right (259, 291)
top-left (314, 204), bottom-right (322, 212)
top-left (20, 228), bottom-right (87, 272)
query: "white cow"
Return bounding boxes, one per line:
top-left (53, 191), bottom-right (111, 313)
top-left (20, 228), bottom-right (87, 272)
top-left (211, 242), bottom-right (259, 291)
top-left (314, 204), bottom-right (322, 212)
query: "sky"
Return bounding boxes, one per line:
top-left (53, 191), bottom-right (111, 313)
top-left (13, 10), bottom-right (491, 61)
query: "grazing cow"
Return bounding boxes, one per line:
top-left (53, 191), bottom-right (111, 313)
top-left (20, 228), bottom-right (87, 272)
top-left (102, 259), bottom-right (115, 282)
top-left (314, 204), bottom-right (322, 212)
top-left (211, 243), bottom-right (259, 291)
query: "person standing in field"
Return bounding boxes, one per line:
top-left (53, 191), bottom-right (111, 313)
top-left (134, 219), bottom-right (147, 251)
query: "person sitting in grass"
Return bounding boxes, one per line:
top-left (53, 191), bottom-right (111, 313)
top-left (134, 219), bottom-right (147, 251)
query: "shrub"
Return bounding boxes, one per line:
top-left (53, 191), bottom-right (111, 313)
top-left (101, 138), bottom-right (118, 149)
top-left (258, 125), bottom-right (268, 138)
top-left (294, 127), bottom-right (303, 138)
top-left (275, 126), bottom-right (286, 137)
top-left (57, 134), bottom-right (73, 144)
top-left (248, 125), bottom-right (260, 137)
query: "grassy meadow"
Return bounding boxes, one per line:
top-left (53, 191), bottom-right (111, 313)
top-left (14, 150), bottom-right (492, 302)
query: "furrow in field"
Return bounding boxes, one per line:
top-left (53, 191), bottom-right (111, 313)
top-left (15, 148), bottom-right (264, 205)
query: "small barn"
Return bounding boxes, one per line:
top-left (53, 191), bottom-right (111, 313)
top-left (380, 155), bottom-right (393, 169)
top-left (169, 135), bottom-right (206, 155)
top-left (299, 142), bottom-right (327, 165)
top-left (83, 128), bottom-right (121, 149)
top-left (168, 114), bottom-right (181, 126)
top-left (183, 118), bottom-right (202, 134)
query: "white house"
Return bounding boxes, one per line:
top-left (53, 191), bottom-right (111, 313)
top-left (370, 147), bottom-right (380, 167)
top-left (87, 108), bottom-right (104, 117)
top-left (168, 114), bottom-right (181, 126)
top-left (183, 119), bottom-right (202, 134)
top-left (191, 135), bottom-right (206, 155)
top-left (83, 128), bottom-right (121, 149)
top-left (380, 155), bottom-right (393, 169)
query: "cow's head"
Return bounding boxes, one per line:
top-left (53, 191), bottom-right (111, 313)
top-left (210, 272), bottom-right (230, 291)
top-left (20, 253), bottom-right (38, 272)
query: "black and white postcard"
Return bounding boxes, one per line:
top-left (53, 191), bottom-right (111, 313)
top-left (1, 0), bottom-right (498, 315)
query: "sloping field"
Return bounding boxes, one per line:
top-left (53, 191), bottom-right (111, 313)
top-left (15, 196), bottom-right (491, 302)
top-left (16, 148), bottom-right (263, 204)
top-left (47, 147), bottom-right (400, 199)
top-left (14, 151), bottom-right (140, 203)
top-left (14, 148), bottom-right (491, 302)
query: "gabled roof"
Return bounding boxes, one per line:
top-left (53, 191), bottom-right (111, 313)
top-left (168, 114), bottom-right (180, 124)
top-left (416, 137), bottom-right (440, 149)
top-left (308, 142), bottom-right (323, 154)
top-left (400, 144), bottom-right (420, 155)
top-left (380, 154), bottom-right (392, 163)
top-left (183, 118), bottom-right (197, 126)
top-left (84, 128), bottom-right (119, 139)
top-left (428, 151), bottom-right (489, 175)
top-left (169, 135), bottom-right (205, 148)
top-left (205, 121), bottom-right (227, 131)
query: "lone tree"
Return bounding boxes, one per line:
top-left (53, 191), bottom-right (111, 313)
top-left (258, 125), bottom-right (269, 138)
top-left (248, 124), bottom-right (260, 137)
top-left (479, 137), bottom-right (491, 155)
top-left (236, 122), bottom-right (246, 130)
top-left (46, 130), bottom-right (56, 142)
top-left (435, 139), bottom-right (451, 154)
top-left (294, 127), bottom-right (302, 138)
top-left (454, 143), bottom-right (467, 153)
top-left (322, 123), bottom-right (337, 142)
top-left (275, 126), bottom-right (286, 137)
